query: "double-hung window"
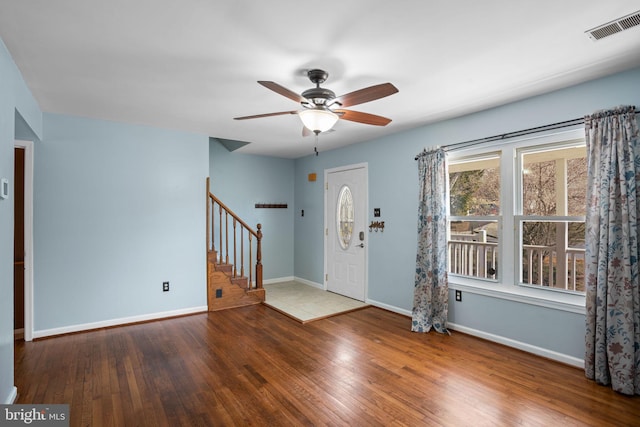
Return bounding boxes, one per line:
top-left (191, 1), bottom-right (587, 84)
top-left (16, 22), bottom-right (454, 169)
top-left (447, 130), bottom-right (587, 296)
top-left (448, 153), bottom-right (501, 280)
top-left (517, 141), bottom-right (586, 292)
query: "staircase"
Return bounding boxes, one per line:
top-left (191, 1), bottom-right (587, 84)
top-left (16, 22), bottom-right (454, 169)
top-left (206, 178), bottom-right (265, 311)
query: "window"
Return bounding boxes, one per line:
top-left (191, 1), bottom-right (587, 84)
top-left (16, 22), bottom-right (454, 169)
top-left (336, 185), bottom-right (354, 249)
top-left (518, 144), bottom-right (586, 292)
top-left (448, 153), bottom-right (500, 280)
top-left (447, 132), bottom-right (587, 295)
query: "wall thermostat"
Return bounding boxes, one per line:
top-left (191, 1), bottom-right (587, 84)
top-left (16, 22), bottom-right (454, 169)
top-left (0, 178), bottom-right (8, 200)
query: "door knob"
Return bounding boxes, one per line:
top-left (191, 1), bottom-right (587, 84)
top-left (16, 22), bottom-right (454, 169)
top-left (356, 243), bottom-right (364, 248)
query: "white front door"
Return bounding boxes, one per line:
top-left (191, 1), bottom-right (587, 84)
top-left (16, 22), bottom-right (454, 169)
top-left (325, 165), bottom-right (367, 301)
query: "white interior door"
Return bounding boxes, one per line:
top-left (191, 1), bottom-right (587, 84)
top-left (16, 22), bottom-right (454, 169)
top-left (325, 165), bottom-right (367, 301)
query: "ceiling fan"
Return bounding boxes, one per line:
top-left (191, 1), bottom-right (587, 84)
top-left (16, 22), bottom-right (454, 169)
top-left (234, 69), bottom-right (399, 136)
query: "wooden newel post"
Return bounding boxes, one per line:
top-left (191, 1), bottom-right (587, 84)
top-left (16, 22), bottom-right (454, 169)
top-left (255, 223), bottom-right (263, 289)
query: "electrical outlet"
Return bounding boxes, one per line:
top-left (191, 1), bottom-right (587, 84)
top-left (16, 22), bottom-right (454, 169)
top-left (216, 288), bottom-right (222, 298)
top-left (455, 290), bottom-right (462, 302)
top-left (163, 281), bottom-right (170, 292)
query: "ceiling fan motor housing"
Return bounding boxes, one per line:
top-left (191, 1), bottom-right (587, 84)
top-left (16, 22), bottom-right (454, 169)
top-left (301, 87), bottom-right (336, 108)
top-left (307, 69), bottom-right (328, 85)
top-left (301, 69), bottom-right (338, 108)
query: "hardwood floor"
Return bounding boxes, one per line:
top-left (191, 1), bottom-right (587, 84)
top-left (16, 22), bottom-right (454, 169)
top-left (15, 306), bottom-right (639, 426)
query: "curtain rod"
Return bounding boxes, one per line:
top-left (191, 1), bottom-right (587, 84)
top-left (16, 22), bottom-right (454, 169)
top-left (414, 109), bottom-right (640, 160)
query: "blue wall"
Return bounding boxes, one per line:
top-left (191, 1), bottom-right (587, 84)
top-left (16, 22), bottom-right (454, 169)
top-left (0, 38), bottom-right (41, 404)
top-left (34, 114), bottom-right (209, 331)
top-left (209, 139), bottom-right (295, 281)
top-left (293, 67), bottom-right (640, 362)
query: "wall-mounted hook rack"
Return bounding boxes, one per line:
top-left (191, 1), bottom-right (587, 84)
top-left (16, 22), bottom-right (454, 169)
top-left (255, 203), bottom-right (288, 209)
top-left (369, 221), bottom-right (385, 232)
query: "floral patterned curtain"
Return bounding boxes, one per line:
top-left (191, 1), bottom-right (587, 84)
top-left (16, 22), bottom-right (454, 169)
top-left (412, 148), bottom-right (449, 334)
top-left (584, 105), bottom-right (640, 396)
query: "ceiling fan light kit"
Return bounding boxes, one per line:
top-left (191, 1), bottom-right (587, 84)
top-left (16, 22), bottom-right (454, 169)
top-left (298, 108), bottom-right (339, 134)
top-left (234, 69), bottom-right (398, 153)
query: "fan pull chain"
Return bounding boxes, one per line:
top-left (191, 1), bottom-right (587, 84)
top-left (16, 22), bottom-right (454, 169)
top-left (314, 133), bottom-right (319, 156)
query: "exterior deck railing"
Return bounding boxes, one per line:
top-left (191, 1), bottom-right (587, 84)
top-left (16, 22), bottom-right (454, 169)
top-left (448, 235), bottom-right (585, 291)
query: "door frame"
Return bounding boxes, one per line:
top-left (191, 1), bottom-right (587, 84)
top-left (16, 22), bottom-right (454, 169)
top-left (323, 162), bottom-right (368, 299)
top-left (14, 140), bottom-right (33, 342)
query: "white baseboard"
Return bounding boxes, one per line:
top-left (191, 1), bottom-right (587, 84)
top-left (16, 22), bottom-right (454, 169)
top-left (263, 276), bottom-right (323, 289)
top-left (33, 306), bottom-right (208, 339)
top-left (4, 386), bottom-right (17, 404)
top-left (293, 276), bottom-right (324, 290)
top-left (367, 299), bottom-right (412, 317)
top-left (364, 300), bottom-right (583, 369)
top-left (263, 276), bottom-right (294, 285)
top-left (447, 322), bottom-right (584, 369)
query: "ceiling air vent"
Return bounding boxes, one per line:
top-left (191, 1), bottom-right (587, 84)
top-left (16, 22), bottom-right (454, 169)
top-left (586, 9), bottom-right (640, 40)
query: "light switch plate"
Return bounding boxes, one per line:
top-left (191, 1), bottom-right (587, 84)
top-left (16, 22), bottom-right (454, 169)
top-left (0, 178), bottom-right (8, 200)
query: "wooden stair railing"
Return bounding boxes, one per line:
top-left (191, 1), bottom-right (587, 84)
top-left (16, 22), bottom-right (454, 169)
top-left (206, 178), bottom-right (263, 292)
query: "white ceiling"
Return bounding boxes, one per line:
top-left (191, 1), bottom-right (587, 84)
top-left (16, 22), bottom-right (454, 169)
top-left (1, 1), bottom-right (640, 158)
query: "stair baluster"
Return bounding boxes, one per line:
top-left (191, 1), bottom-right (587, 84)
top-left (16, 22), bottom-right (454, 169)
top-left (232, 218), bottom-right (237, 278)
top-left (256, 224), bottom-right (263, 288)
top-left (240, 227), bottom-right (245, 279)
top-left (218, 205), bottom-right (223, 265)
top-left (224, 210), bottom-right (229, 265)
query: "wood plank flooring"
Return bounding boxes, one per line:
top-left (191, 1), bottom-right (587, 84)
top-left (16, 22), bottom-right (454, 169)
top-left (14, 306), bottom-right (639, 426)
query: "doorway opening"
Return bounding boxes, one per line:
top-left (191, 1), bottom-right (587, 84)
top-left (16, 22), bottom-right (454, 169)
top-left (14, 140), bottom-right (33, 342)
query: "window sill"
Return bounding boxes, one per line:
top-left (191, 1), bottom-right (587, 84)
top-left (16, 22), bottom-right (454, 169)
top-left (449, 276), bottom-right (586, 315)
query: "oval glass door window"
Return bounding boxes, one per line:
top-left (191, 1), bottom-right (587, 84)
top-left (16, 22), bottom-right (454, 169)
top-left (337, 185), bottom-right (354, 249)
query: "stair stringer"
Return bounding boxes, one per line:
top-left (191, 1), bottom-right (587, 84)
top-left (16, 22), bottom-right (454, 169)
top-left (207, 257), bottom-right (265, 312)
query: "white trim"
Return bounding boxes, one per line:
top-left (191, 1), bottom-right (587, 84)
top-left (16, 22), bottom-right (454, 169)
top-left (263, 276), bottom-right (295, 285)
top-left (14, 140), bottom-right (34, 342)
top-left (447, 128), bottom-right (585, 158)
top-left (449, 278), bottom-right (586, 314)
top-left (293, 276), bottom-right (324, 290)
top-left (446, 128), bottom-right (589, 308)
top-left (365, 299), bottom-right (583, 368)
top-left (259, 276), bottom-right (322, 287)
top-left (366, 299), bottom-right (412, 317)
top-left (4, 387), bottom-right (18, 404)
top-left (33, 306), bottom-right (207, 339)
top-left (324, 162), bottom-right (369, 175)
top-left (447, 322), bottom-right (584, 369)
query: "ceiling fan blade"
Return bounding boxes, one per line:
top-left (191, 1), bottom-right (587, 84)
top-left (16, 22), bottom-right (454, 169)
top-left (335, 83), bottom-right (398, 108)
top-left (335, 109), bottom-right (392, 126)
top-left (234, 111), bottom-right (298, 120)
top-left (258, 81), bottom-right (307, 103)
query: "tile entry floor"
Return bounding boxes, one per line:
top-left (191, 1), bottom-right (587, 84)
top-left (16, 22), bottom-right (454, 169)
top-left (263, 281), bottom-right (368, 323)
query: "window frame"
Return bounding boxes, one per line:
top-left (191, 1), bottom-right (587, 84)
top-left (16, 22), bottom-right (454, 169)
top-left (446, 128), bottom-right (586, 314)
top-left (448, 151), bottom-right (501, 283)
top-left (515, 140), bottom-right (586, 294)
